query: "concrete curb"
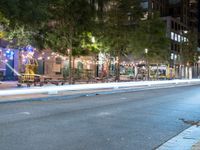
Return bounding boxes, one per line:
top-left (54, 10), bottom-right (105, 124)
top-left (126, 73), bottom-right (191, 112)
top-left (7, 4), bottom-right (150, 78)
top-left (156, 126), bottom-right (200, 150)
top-left (0, 81), bottom-right (199, 104)
top-left (0, 79), bottom-right (200, 97)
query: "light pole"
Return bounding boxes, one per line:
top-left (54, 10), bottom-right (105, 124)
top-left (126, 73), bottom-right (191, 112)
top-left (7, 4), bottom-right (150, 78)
top-left (145, 48), bottom-right (149, 80)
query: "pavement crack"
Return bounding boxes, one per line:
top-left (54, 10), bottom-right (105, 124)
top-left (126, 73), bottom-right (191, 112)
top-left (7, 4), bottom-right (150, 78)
top-left (179, 118), bottom-right (200, 126)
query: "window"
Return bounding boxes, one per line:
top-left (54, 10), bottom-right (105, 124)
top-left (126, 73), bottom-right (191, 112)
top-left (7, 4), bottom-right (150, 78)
top-left (171, 32), bottom-right (174, 40)
top-left (56, 57), bottom-right (62, 64)
top-left (177, 34), bottom-right (181, 42)
top-left (174, 33), bottom-right (178, 41)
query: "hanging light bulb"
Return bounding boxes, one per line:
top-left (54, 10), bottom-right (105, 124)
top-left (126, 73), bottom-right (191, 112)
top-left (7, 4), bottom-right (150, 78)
top-left (38, 57), bottom-right (43, 60)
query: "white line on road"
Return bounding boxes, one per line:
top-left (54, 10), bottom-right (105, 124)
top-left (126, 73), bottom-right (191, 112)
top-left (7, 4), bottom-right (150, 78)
top-left (18, 112), bottom-right (31, 115)
top-left (120, 97), bottom-right (127, 100)
top-left (97, 112), bottom-right (111, 117)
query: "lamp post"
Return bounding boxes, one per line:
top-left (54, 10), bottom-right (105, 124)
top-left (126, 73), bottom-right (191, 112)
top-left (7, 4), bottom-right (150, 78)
top-left (145, 48), bottom-right (149, 80)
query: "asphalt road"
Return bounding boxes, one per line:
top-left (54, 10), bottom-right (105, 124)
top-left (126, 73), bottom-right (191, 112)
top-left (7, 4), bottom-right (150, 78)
top-left (1, 85), bottom-right (200, 150)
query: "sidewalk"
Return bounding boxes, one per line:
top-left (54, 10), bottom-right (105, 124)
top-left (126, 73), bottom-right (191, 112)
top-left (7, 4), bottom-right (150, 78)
top-left (156, 125), bottom-right (200, 150)
top-left (192, 141), bottom-right (200, 150)
top-left (0, 81), bottom-right (18, 89)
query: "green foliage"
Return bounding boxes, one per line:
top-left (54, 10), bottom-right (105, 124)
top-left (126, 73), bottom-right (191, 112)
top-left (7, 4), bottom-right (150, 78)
top-left (98, 0), bottom-right (142, 56)
top-left (5, 25), bottom-right (32, 48)
top-left (130, 12), bottom-right (170, 63)
top-left (38, 0), bottom-right (97, 55)
top-left (181, 31), bottom-right (199, 65)
top-left (0, 12), bottom-right (9, 38)
top-left (0, 0), bottom-right (50, 28)
top-left (0, 12), bottom-right (9, 27)
top-left (0, 0), bottom-right (50, 48)
top-left (80, 32), bottom-right (103, 53)
top-left (94, 0), bottom-right (142, 80)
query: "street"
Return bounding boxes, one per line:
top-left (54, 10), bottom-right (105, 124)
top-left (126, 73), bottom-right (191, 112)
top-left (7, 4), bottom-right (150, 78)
top-left (0, 85), bottom-right (200, 150)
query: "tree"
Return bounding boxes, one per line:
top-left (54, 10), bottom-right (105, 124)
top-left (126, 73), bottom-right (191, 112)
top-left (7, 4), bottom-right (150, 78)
top-left (0, 0), bottom-right (50, 28)
top-left (38, 0), bottom-right (97, 83)
top-left (0, 0), bottom-right (103, 83)
top-left (0, 12), bottom-right (9, 39)
top-left (130, 12), bottom-right (170, 64)
top-left (181, 30), bottom-right (199, 78)
top-left (181, 31), bottom-right (199, 65)
top-left (97, 0), bottom-right (142, 81)
top-left (0, 0), bottom-right (51, 50)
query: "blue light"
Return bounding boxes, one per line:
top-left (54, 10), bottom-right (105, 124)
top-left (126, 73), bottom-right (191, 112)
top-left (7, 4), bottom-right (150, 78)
top-left (26, 45), bottom-right (34, 52)
top-left (4, 48), bottom-right (14, 60)
top-left (6, 50), bottom-right (10, 54)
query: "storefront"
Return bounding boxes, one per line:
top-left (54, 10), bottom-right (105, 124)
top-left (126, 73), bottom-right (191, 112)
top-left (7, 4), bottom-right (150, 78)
top-left (0, 48), bottom-right (19, 81)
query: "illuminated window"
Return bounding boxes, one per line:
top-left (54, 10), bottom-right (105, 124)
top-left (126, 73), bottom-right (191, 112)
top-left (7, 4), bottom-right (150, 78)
top-left (174, 34), bottom-right (178, 41)
top-left (171, 53), bottom-right (174, 60)
top-left (171, 32), bottom-right (174, 40)
top-left (177, 35), bottom-right (181, 42)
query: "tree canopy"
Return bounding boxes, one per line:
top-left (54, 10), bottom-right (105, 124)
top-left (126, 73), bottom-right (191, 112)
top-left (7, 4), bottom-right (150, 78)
top-left (130, 12), bottom-right (170, 64)
top-left (181, 30), bottom-right (199, 65)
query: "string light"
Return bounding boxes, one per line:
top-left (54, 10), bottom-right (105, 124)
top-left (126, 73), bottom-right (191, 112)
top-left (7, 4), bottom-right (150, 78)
top-left (38, 57), bottom-right (43, 60)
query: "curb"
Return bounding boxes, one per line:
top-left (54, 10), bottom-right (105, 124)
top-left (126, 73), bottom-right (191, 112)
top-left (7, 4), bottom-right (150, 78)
top-left (0, 82), bottom-right (199, 104)
top-left (1, 79), bottom-right (200, 96)
top-left (156, 126), bottom-right (200, 150)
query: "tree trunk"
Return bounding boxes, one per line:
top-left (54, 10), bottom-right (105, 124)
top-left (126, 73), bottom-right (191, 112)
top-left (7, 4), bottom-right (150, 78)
top-left (156, 64), bottom-right (159, 80)
top-left (115, 50), bottom-right (120, 81)
top-left (68, 49), bottom-right (72, 84)
top-left (72, 56), bottom-right (75, 84)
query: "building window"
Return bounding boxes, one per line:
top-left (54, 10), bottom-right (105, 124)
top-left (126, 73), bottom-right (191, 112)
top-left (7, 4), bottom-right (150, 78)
top-left (171, 53), bottom-right (174, 60)
top-left (171, 32), bottom-right (174, 40)
top-left (177, 34), bottom-right (181, 42)
top-left (56, 57), bottom-right (62, 64)
top-left (174, 33), bottom-right (178, 41)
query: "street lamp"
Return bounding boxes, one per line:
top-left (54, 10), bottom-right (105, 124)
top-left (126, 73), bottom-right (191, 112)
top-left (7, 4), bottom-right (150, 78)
top-left (145, 48), bottom-right (149, 80)
top-left (91, 36), bottom-right (95, 43)
top-left (145, 48), bottom-right (148, 54)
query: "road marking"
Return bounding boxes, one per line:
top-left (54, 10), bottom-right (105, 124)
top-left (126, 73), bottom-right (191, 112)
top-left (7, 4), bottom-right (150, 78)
top-left (0, 111), bottom-right (31, 123)
top-left (97, 112), bottom-right (111, 117)
top-left (18, 112), bottom-right (31, 115)
top-left (156, 126), bottom-right (200, 150)
top-left (120, 97), bottom-right (127, 100)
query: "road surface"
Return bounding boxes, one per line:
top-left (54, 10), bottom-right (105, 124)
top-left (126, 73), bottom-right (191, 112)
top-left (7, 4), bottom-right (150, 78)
top-left (0, 85), bottom-right (200, 150)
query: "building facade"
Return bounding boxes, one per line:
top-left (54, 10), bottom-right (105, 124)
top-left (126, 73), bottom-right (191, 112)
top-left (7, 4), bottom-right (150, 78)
top-left (141, 0), bottom-right (200, 78)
